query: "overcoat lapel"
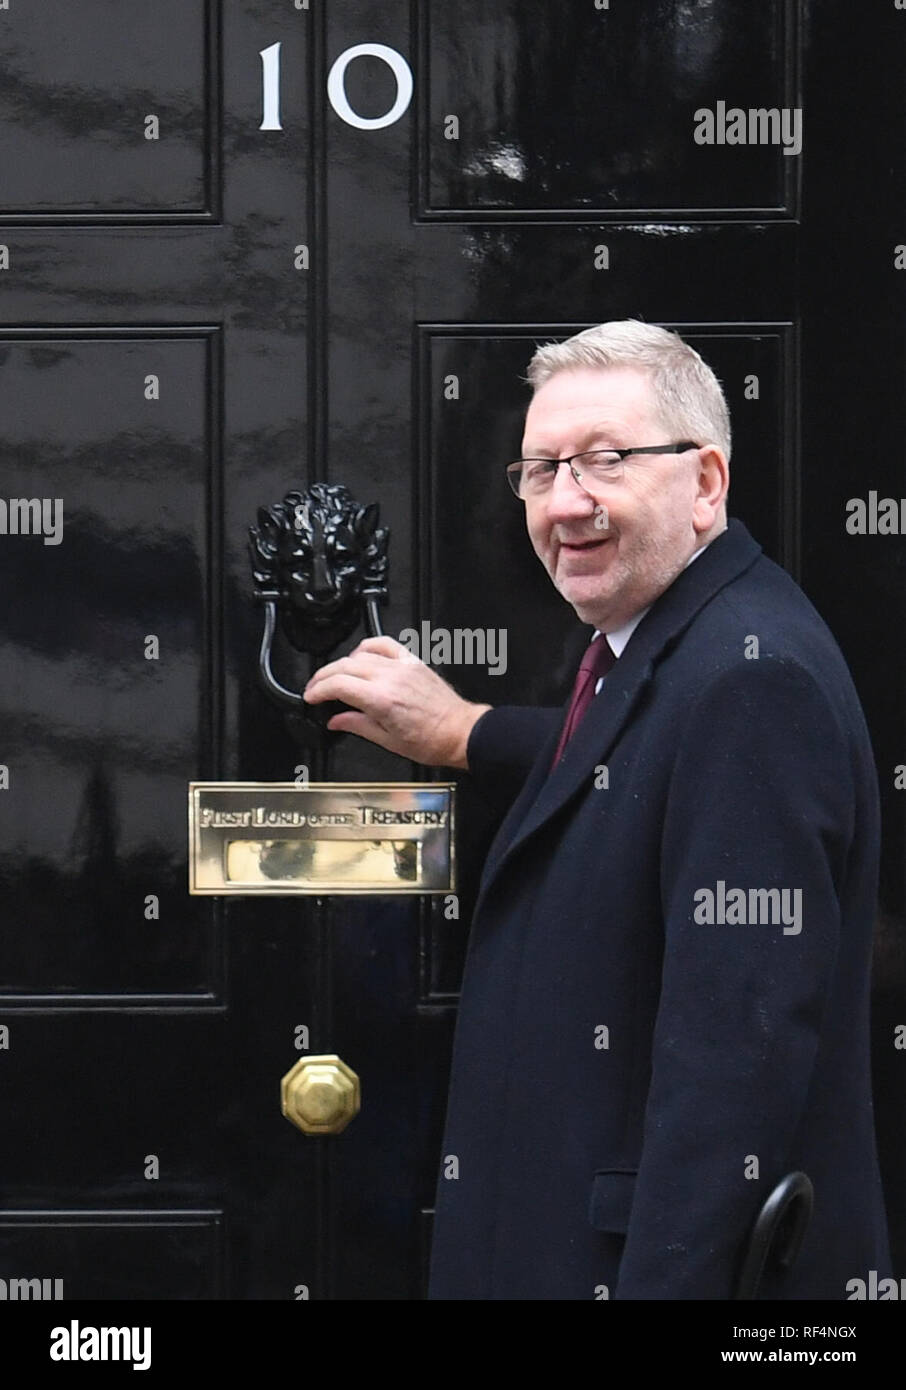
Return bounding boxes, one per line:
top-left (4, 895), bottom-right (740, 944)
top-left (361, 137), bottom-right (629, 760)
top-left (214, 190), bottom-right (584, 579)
top-left (475, 521), bottom-right (763, 902)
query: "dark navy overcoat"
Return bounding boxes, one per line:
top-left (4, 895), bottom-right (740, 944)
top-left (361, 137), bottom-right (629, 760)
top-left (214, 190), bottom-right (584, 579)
top-left (428, 520), bottom-right (891, 1299)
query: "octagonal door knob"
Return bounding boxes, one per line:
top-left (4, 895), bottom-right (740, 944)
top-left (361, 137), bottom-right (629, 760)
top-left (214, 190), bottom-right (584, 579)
top-left (281, 1054), bottom-right (361, 1135)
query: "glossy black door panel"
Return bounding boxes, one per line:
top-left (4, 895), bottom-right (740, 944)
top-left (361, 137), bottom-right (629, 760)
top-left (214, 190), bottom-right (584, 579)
top-left (0, 330), bottom-right (217, 997)
top-left (0, 0), bottom-right (213, 217)
top-left (0, 1212), bottom-right (224, 1299)
top-left (419, 0), bottom-right (798, 218)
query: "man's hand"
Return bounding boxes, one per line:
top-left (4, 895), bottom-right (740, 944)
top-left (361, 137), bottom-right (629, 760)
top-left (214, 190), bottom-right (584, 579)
top-left (302, 636), bottom-right (491, 769)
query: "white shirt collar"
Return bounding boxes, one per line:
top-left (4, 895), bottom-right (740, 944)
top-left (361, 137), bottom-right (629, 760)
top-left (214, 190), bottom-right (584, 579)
top-left (593, 538), bottom-right (714, 659)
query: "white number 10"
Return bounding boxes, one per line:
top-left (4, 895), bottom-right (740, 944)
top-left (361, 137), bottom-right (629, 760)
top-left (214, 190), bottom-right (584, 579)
top-left (260, 41), bottom-right (413, 132)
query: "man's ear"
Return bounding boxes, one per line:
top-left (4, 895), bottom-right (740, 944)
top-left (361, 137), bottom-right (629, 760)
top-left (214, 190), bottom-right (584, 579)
top-left (692, 444), bottom-right (729, 533)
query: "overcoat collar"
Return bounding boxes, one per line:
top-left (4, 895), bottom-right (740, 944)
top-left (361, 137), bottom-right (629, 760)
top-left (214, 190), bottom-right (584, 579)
top-left (475, 519), bottom-right (763, 897)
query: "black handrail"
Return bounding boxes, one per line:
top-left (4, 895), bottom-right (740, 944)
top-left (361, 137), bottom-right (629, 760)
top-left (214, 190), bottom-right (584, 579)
top-left (735, 1171), bottom-right (814, 1299)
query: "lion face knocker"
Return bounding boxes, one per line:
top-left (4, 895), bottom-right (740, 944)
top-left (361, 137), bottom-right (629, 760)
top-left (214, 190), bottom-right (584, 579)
top-left (249, 483), bottom-right (390, 724)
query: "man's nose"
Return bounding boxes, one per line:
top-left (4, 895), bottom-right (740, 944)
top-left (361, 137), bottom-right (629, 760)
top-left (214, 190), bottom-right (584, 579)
top-left (544, 462), bottom-right (597, 521)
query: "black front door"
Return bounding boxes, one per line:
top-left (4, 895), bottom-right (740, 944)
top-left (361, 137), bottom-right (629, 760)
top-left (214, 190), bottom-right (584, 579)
top-left (1, 0), bottom-right (902, 1301)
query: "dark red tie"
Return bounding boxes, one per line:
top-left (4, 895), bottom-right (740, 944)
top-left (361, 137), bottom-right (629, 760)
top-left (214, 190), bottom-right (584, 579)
top-left (550, 634), bottom-right (616, 770)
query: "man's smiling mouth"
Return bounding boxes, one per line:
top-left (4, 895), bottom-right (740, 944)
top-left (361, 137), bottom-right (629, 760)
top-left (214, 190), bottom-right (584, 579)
top-left (559, 537), bottom-right (610, 553)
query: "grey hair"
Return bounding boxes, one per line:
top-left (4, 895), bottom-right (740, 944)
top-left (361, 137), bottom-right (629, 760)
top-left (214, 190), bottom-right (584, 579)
top-left (525, 321), bottom-right (732, 460)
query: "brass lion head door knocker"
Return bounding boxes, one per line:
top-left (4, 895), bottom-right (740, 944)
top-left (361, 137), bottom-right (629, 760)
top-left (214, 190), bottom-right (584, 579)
top-left (248, 483), bottom-right (390, 738)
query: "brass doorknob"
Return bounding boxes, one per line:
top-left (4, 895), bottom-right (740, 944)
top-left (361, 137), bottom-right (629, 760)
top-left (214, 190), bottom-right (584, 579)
top-left (281, 1054), bottom-right (361, 1135)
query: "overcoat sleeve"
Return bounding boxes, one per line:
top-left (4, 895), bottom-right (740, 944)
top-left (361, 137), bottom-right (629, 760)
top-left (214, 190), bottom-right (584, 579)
top-left (614, 655), bottom-right (868, 1298)
top-left (466, 705), bottom-right (562, 815)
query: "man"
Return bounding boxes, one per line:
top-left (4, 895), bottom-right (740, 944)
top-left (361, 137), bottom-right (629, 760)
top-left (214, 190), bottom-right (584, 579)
top-left (303, 321), bottom-right (891, 1299)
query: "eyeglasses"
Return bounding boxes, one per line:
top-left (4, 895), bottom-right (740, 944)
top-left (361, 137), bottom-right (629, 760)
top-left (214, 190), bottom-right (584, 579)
top-left (505, 442), bottom-right (700, 499)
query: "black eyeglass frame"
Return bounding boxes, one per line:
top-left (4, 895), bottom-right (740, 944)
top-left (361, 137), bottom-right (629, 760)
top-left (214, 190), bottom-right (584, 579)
top-left (505, 441), bottom-right (700, 498)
